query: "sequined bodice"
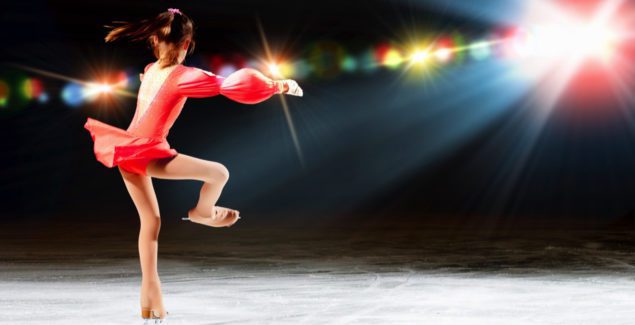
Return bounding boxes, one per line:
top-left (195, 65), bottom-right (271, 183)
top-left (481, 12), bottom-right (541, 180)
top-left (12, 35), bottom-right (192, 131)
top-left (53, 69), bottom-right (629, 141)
top-left (126, 63), bottom-right (187, 139)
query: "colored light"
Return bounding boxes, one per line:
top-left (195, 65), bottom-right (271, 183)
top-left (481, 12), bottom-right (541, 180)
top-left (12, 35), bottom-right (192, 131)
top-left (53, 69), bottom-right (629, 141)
top-left (383, 49), bottom-right (404, 68)
top-left (435, 37), bottom-right (455, 63)
top-left (374, 43), bottom-right (391, 63)
top-left (308, 41), bottom-right (347, 78)
top-left (218, 64), bottom-right (238, 77)
top-left (0, 80), bottom-right (9, 105)
top-left (410, 50), bottom-right (430, 64)
top-left (523, 23), bottom-right (617, 62)
top-left (470, 41), bottom-right (492, 61)
top-left (38, 93), bottom-right (49, 103)
top-left (21, 78), bottom-right (44, 100)
top-left (61, 83), bottom-right (84, 107)
top-left (115, 71), bottom-right (129, 88)
top-left (292, 59), bottom-right (312, 79)
top-left (340, 56), bottom-right (358, 73)
top-left (359, 49), bottom-right (379, 73)
top-left (209, 55), bottom-right (224, 74)
top-left (82, 82), bottom-right (114, 103)
top-left (124, 67), bottom-right (141, 89)
top-left (89, 83), bottom-right (113, 94)
top-left (245, 59), bottom-right (261, 69)
top-left (278, 62), bottom-right (295, 78)
top-left (268, 63), bottom-right (282, 77)
top-left (434, 48), bottom-right (453, 63)
top-left (452, 32), bottom-right (467, 63)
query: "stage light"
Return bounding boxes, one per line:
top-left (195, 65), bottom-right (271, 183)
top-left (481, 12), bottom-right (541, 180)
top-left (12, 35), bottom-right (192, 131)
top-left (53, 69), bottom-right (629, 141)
top-left (410, 49), bottom-right (430, 64)
top-left (359, 49), bottom-right (379, 73)
top-left (508, 28), bottom-right (536, 58)
top-left (452, 32), bottom-right (467, 63)
top-left (278, 62), bottom-right (295, 78)
top-left (123, 67), bottom-right (140, 89)
top-left (37, 93), bottom-right (49, 103)
top-left (111, 71), bottom-right (128, 88)
top-left (383, 49), bottom-right (404, 69)
top-left (434, 37), bottom-right (455, 63)
top-left (514, 0), bottom-right (627, 66)
top-left (340, 56), bottom-right (358, 73)
top-left (524, 23), bottom-right (617, 62)
top-left (507, 0), bottom-right (633, 115)
top-left (292, 59), bottom-right (312, 79)
top-left (470, 41), bottom-right (492, 61)
top-left (81, 82), bottom-right (115, 103)
top-left (61, 83), bottom-right (84, 107)
top-left (268, 63), bottom-right (281, 77)
top-left (434, 47), bottom-right (453, 63)
top-left (97, 84), bottom-right (112, 93)
top-left (87, 83), bottom-right (113, 95)
top-left (21, 78), bottom-right (44, 100)
top-left (0, 80), bottom-right (9, 106)
top-left (218, 64), bottom-right (238, 77)
top-left (245, 59), bottom-right (260, 69)
top-left (209, 54), bottom-right (224, 75)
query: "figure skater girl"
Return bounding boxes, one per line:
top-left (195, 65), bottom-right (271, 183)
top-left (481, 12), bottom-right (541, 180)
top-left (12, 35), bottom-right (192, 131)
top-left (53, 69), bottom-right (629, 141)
top-left (83, 8), bottom-right (303, 324)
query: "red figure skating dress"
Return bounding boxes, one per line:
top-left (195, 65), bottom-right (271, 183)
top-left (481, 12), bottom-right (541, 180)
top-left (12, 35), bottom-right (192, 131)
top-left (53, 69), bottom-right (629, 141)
top-left (84, 62), bottom-right (281, 175)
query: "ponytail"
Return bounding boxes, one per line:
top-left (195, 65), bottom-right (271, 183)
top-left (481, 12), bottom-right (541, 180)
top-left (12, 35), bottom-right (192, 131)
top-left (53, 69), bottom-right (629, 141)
top-left (105, 10), bottom-right (195, 67)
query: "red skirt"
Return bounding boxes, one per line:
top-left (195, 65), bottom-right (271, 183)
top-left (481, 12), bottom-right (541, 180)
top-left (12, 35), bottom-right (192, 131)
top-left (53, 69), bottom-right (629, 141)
top-left (84, 118), bottom-right (178, 176)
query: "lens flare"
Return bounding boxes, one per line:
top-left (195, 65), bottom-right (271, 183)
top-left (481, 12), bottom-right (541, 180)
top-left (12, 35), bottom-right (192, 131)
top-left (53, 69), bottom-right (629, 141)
top-left (38, 93), bottom-right (49, 103)
top-left (470, 41), bottom-right (492, 61)
top-left (292, 59), bottom-right (312, 79)
top-left (410, 49), bottom-right (431, 64)
top-left (278, 61), bottom-right (295, 78)
top-left (340, 56), bottom-right (358, 73)
top-left (209, 55), bottom-right (225, 75)
top-left (308, 41), bottom-right (347, 78)
top-left (452, 32), bottom-right (467, 63)
top-left (268, 63), bottom-right (282, 77)
top-left (359, 49), bottom-right (379, 73)
top-left (61, 83), bottom-right (84, 107)
top-left (434, 47), bottom-right (453, 63)
top-left (0, 80), bottom-right (9, 107)
top-left (383, 48), bottom-right (405, 69)
top-left (83, 83), bottom-right (113, 101)
top-left (21, 78), bottom-right (44, 100)
top-left (219, 64), bottom-right (238, 77)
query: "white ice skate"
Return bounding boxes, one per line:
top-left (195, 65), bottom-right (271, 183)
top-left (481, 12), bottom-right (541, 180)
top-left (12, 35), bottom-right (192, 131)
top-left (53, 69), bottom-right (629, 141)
top-left (142, 309), bottom-right (168, 324)
top-left (281, 79), bottom-right (303, 97)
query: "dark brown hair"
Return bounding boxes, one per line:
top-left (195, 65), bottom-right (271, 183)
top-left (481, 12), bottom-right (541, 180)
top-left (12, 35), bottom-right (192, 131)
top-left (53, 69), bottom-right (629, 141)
top-left (105, 9), bottom-right (196, 68)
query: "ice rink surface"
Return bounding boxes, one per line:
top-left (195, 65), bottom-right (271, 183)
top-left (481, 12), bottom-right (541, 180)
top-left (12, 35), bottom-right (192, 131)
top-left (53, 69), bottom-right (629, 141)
top-left (1, 220), bottom-right (635, 324)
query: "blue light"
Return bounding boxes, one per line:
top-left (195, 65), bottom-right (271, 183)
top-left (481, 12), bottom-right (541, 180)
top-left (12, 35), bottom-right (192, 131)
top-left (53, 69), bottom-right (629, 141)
top-left (37, 92), bottom-right (49, 103)
top-left (61, 83), bottom-right (84, 107)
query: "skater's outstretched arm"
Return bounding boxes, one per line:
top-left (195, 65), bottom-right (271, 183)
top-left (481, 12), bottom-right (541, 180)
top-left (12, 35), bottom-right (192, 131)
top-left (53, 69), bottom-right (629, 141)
top-left (177, 67), bottom-right (303, 104)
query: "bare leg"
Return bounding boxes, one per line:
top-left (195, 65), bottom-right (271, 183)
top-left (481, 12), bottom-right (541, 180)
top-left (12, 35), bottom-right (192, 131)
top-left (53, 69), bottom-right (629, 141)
top-left (118, 167), bottom-right (167, 319)
top-left (146, 153), bottom-right (239, 227)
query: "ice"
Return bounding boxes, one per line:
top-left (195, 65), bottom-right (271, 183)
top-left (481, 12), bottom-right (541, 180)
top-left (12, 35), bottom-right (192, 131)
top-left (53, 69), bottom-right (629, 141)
top-left (1, 222), bottom-right (635, 324)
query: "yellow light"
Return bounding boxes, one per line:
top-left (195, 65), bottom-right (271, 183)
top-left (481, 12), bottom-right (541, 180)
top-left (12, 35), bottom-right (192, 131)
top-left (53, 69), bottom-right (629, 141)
top-left (410, 50), bottom-right (430, 64)
top-left (383, 49), bottom-right (404, 68)
top-left (279, 62), bottom-right (295, 78)
top-left (268, 63), bottom-right (281, 77)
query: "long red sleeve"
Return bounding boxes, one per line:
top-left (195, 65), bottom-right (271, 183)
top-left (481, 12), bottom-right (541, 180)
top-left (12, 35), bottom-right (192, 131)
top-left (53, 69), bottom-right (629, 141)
top-left (177, 67), bottom-right (279, 104)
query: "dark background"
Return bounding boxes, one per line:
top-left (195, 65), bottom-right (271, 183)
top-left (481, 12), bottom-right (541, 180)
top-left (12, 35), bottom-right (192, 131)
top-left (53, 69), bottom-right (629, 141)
top-left (2, 0), bottom-right (635, 232)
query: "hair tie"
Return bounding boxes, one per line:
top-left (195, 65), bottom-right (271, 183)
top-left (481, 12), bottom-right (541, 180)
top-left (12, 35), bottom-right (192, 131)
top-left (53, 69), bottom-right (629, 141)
top-left (167, 8), bottom-right (182, 15)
